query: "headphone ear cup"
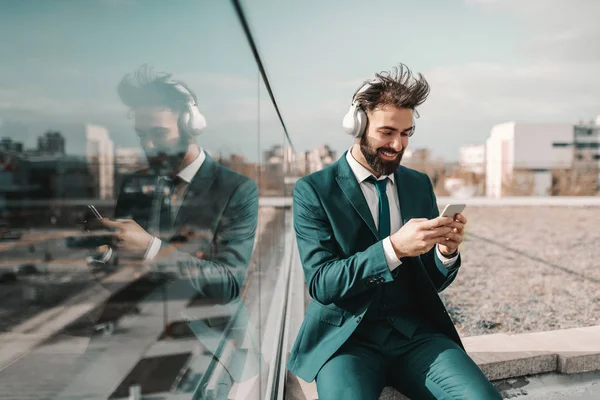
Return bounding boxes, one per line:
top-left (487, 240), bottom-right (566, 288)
top-left (342, 104), bottom-right (357, 137)
top-left (187, 105), bottom-right (207, 135)
top-left (343, 104), bottom-right (368, 138)
top-left (355, 107), bottom-right (367, 138)
top-left (178, 104), bottom-right (207, 137)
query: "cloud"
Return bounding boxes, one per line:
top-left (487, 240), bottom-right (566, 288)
top-left (176, 72), bottom-right (258, 92)
top-left (0, 86), bottom-right (124, 119)
top-left (466, 0), bottom-right (600, 62)
top-left (421, 61), bottom-right (600, 123)
top-left (0, 69), bottom-right (268, 126)
top-left (285, 0), bottom-right (600, 159)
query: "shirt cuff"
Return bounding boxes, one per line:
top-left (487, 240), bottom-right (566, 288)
top-left (382, 237), bottom-right (403, 272)
top-left (436, 245), bottom-right (459, 268)
top-left (144, 237), bottom-right (162, 261)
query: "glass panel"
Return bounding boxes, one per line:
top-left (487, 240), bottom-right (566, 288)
top-left (0, 1), bottom-right (287, 399)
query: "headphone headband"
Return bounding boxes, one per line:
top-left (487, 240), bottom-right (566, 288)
top-left (343, 78), bottom-right (417, 138)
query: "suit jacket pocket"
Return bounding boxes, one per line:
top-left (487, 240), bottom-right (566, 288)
top-left (305, 301), bottom-right (345, 326)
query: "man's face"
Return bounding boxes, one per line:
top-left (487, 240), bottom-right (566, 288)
top-left (359, 105), bottom-right (413, 176)
top-left (134, 107), bottom-right (188, 174)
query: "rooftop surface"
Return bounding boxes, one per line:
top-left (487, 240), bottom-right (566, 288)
top-left (443, 205), bottom-right (600, 338)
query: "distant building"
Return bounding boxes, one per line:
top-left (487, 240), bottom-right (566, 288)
top-left (263, 144), bottom-right (296, 175)
top-left (24, 155), bottom-right (94, 200)
top-left (295, 145), bottom-right (337, 175)
top-left (403, 148), bottom-right (431, 163)
top-left (37, 131), bottom-right (65, 155)
top-left (459, 145), bottom-right (485, 175)
top-left (485, 122), bottom-right (573, 197)
top-left (0, 137), bottom-right (23, 154)
top-left (86, 125), bottom-right (114, 200)
top-left (571, 117), bottom-right (600, 189)
top-left (114, 147), bottom-right (144, 197)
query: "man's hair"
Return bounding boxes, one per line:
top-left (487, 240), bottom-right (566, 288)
top-left (117, 64), bottom-right (194, 113)
top-left (354, 63), bottom-right (430, 114)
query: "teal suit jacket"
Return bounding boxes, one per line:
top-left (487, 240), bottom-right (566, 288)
top-left (114, 154), bottom-right (263, 383)
top-left (287, 152), bottom-right (463, 383)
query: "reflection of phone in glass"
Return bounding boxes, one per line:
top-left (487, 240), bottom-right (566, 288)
top-left (440, 204), bottom-right (466, 219)
top-left (86, 205), bottom-right (112, 264)
top-left (87, 205), bottom-right (102, 219)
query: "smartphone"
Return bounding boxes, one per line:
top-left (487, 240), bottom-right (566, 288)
top-left (87, 205), bottom-right (102, 219)
top-left (86, 205), bottom-right (113, 264)
top-left (85, 205), bottom-right (103, 231)
top-left (440, 203), bottom-right (466, 219)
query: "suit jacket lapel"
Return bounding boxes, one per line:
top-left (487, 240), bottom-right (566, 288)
top-left (395, 166), bottom-right (419, 225)
top-left (174, 153), bottom-right (216, 228)
top-left (335, 153), bottom-right (378, 239)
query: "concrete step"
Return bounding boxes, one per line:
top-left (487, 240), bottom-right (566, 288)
top-left (285, 324), bottom-right (600, 399)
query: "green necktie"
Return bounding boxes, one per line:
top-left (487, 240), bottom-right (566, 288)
top-left (366, 176), bottom-right (390, 239)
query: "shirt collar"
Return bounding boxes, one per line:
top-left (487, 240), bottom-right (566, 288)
top-left (176, 147), bottom-right (206, 183)
top-left (345, 146), bottom-right (396, 185)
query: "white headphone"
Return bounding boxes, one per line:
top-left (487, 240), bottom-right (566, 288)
top-left (342, 80), bottom-right (417, 138)
top-left (171, 81), bottom-right (207, 137)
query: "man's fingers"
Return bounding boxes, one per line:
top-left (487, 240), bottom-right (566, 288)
top-left (446, 221), bottom-right (465, 231)
top-left (455, 213), bottom-right (467, 224)
top-left (98, 218), bottom-right (121, 229)
top-left (420, 216), bottom-right (453, 230)
top-left (437, 232), bottom-right (462, 245)
top-left (407, 218), bottom-right (428, 225)
top-left (422, 226), bottom-right (453, 239)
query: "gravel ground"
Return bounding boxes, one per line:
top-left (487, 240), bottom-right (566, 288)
top-left (442, 206), bottom-right (600, 337)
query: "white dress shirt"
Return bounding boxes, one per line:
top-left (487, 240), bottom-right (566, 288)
top-left (144, 148), bottom-right (206, 261)
top-left (345, 148), bottom-right (459, 273)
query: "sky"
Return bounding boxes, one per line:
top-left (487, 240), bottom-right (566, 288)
top-left (0, 0), bottom-right (598, 162)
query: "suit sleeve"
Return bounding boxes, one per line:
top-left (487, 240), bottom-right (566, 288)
top-left (294, 178), bottom-right (393, 305)
top-left (151, 179), bottom-right (259, 304)
top-left (418, 175), bottom-right (461, 293)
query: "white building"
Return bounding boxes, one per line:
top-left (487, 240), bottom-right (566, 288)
top-left (403, 148), bottom-right (430, 163)
top-left (263, 144), bottom-right (295, 174)
top-left (486, 122), bottom-right (573, 198)
top-left (459, 145), bottom-right (486, 175)
top-left (86, 125), bottom-right (114, 200)
top-left (572, 117), bottom-right (600, 190)
top-left (292, 145), bottom-right (337, 175)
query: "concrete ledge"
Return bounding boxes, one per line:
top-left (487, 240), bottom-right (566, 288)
top-left (471, 352), bottom-right (557, 381)
top-left (463, 324), bottom-right (600, 380)
top-left (558, 352), bottom-right (600, 374)
top-left (286, 325), bottom-right (600, 399)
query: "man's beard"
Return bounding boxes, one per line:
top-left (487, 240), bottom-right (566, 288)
top-left (146, 148), bottom-right (187, 177)
top-left (360, 134), bottom-right (404, 176)
top-left (145, 136), bottom-right (190, 176)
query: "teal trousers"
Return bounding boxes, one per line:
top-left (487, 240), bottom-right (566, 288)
top-left (315, 326), bottom-right (502, 400)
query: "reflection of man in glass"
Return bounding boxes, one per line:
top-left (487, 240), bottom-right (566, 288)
top-left (99, 66), bottom-right (260, 392)
top-left (101, 65), bottom-right (258, 304)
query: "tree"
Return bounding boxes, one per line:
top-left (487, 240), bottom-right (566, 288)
top-left (550, 167), bottom-right (598, 196)
top-left (502, 171), bottom-right (535, 196)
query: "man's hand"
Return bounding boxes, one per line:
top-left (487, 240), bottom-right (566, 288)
top-left (389, 216), bottom-right (454, 259)
top-left (98, 218), bottom-right (154, 258)
top-left (437, 213), bottom-right (467, 257)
